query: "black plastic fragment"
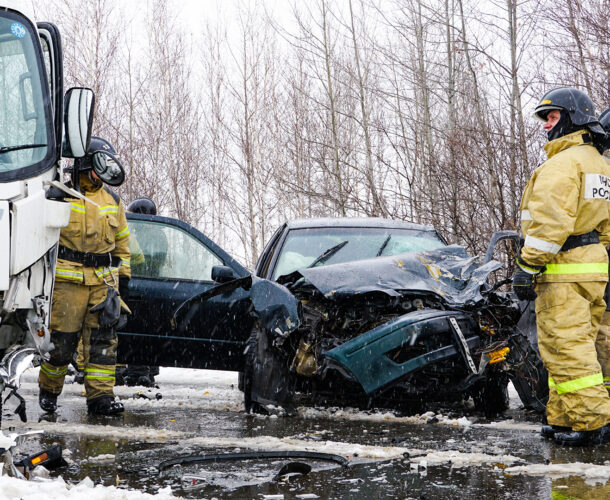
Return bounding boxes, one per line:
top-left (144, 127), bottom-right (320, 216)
top-left (3, 389), bottom-right (27, 423)
top-left (15, 444), bottom-right (67, 471)
top-left (158, 450), bottom-right (349, 473)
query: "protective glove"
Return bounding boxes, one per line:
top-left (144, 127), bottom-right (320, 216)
top-left (512, 270), bottom-right (537, 301)
top-left (90, 288), bottom-right (121, 328)
top-left (119, 276), bottom-right (130, 301)
top-left (512, 256), bottom-right (545, 301)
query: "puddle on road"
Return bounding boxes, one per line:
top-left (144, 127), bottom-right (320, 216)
top-left (7, 408), bottom-right (609, 500)
top-left (6, 372), bottom-right (609, 498)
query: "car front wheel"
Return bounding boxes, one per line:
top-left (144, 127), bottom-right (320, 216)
top-left (472, 372), bottom-right (510, 418)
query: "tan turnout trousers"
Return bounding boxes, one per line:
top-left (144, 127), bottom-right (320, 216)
top-left (38, 281), bottom-right (119, 401)
top-left (536, 281), bottom-right (610, 431)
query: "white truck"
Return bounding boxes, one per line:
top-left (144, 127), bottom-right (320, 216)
top-left (0, 2), bottom-right (95, 429)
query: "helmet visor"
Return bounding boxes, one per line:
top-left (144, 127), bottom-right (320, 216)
top-left (534, 105), bottom-right (563, 122)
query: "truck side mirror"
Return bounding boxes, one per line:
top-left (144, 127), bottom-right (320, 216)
top-left (62, 87), bottom-right (95, 158)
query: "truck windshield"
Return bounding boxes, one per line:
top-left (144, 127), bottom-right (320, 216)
top-left (0, 11), bottom-right (53, 181)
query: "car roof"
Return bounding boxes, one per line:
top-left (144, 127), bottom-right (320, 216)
top-left (284, 217), bottom-right (437, 232)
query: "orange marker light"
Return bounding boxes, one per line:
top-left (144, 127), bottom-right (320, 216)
top-left (31, 452), bottom-right (48, 465)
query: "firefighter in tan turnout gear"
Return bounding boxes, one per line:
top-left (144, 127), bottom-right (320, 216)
top-left (38, 137), bottom-right (131, 416)
top-left (512, 87), bottom-right (610, 446)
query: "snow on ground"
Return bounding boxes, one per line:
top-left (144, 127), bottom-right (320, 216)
top-left (8, 420), bottom-right (184, 442)
top-left (8, 366), bottom-right (609, 495)
top-left (153, 367), bottom-right (238, 386)
top-left (18, 367), bottom-right (541, 434)
top-left (1, 368), bottom-right (237, 499)
top-left (296, 406), bottom-right (540, 433)
top-left (125, 368), bottom-right (240, 409)
top-left (6, 417), bottom-right (524, 467)
top-left (503, 462), bottom-right (610, 484)
top-left (0, 475), bottom-right (177, 500)
top-left (19, 366), bottom-right (244, 412)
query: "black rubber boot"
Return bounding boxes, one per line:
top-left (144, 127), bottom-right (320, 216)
top-left (554, 425), bottom-right (610, 446)
top-left (74, 371), bottom-right (84, 385)
top-left (39, 388), bottom-right (58, 413)
top-left (540, 425), bottom-right (571, 439)
top-left (87, 396), bottom-right (124, 416)
top-left (115, 366), bottom-right (128, 386)
top-left (137, 375), bottom-right (154, 387)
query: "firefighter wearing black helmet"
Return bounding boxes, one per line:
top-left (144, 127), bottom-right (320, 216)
top-left (512, 87), bottom-right (610, 446)
top-left (38, 136), bottom-right (131, 416)
top-left (128, 197), bottom-right (157, 215)
top-left (119, 197), bottom-right (161, 387)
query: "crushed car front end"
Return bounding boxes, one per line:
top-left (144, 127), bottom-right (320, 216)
top-left (246, 245), bottom-right (548, 415)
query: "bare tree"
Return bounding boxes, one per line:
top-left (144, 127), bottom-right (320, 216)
top-left (33, 0), bottom-right (610, 262)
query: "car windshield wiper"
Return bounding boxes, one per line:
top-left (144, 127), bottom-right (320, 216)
top-left (308, 240), bottom-right (348, 268)
top-left (376, 235), bottom-right (392, 256)
top-left (0, 144), bottom-right (46, 154)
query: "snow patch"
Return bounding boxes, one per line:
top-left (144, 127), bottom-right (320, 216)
top-left (504, 462), bottom-right (610, 485)
top-left (9, 421), bottom-right (184, 443)
top-left (455, 417), bottom-right (472, 427)
top-left (87, 454), bottom-right (115, 462)
top-left (0, 475), bottom-right (177, 499)
top-left (177, 434), bottom-right (523, 468)
top-left (479, 420), bottom-right (541, 432)
top-left (154, 367), bottom-right (238, 386)
top-left (417, 449), bottom-right (522, 467)
top-left (298, 406), bottom-right (479, 429)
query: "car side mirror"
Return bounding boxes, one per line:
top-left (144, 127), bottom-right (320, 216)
top-left (62, 87), bottom-right (95, 158)
top-left (212, 265), bottom-right (236, 283)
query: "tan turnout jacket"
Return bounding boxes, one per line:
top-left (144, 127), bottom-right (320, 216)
top-left (520, 130), bottom-right (610, 283)
top-left (55, 175), bottom-right (131, 285)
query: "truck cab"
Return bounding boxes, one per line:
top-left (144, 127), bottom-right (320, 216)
top-left (0, 3), bottom-right (94, 402)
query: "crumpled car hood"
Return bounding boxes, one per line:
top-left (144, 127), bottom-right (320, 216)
top-left (287, 245), bottom-right (502, 306)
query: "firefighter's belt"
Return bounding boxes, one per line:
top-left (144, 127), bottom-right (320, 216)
top-left (58, 245), bottom-right (121, 267)
top-left (560, 230), bottom-right (599, 252)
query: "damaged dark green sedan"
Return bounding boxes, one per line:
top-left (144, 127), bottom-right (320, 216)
top-left (243, 218), bottom-right (548, 416)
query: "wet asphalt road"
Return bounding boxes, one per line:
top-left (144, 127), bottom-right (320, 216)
top-left (3, 369), bottom-right (610, 499)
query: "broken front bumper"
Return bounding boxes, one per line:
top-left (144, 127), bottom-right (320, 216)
top-left (323, 309), bottom-right (480, 395)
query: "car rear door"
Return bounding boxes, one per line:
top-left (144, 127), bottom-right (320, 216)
top-left (117, 214), bottom-right (254, 370)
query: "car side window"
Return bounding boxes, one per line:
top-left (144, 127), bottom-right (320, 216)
top-left (128, 220), bottom-right (222, 281)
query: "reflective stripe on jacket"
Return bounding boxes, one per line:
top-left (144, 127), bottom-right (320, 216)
top-left (55, 175), bottom-right (131, 285)
top-left (520, 130), bottom-right (610, 283)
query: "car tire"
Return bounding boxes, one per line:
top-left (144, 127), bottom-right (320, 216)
top-left (472, 372), bottom-right (510, 418)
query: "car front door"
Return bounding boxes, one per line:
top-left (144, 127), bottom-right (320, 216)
top-left (117, 214), bottom-right (255, 370)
